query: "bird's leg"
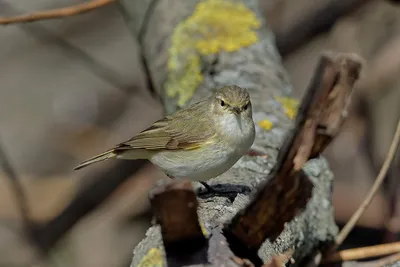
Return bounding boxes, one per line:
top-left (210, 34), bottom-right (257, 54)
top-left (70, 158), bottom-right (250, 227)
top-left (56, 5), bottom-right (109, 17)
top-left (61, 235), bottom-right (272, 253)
top-left (197, 182), bottom-right (251, 201)
top-left (166, 175), bottom-right (250, 201)
top-left (166, 175), bottom-right (215, 193)
top-left (200, 182), bottom-right (214, 192)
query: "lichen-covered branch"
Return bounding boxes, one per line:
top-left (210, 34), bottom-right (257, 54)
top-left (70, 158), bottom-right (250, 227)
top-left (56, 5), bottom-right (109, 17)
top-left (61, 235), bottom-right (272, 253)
top-left (132, 51), bottom-right (362, 267)
top-left (119, 0), bottom-right (292, 114)
top-left (117, 0), bottom-right (348, 266)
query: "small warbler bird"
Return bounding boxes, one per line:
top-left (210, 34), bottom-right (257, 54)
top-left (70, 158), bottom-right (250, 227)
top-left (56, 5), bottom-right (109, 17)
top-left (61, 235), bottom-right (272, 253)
top-left (74, 85), bottom-right (255, 188)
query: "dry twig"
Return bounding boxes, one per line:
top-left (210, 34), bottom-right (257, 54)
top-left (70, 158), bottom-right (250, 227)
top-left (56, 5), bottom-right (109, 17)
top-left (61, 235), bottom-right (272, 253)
top-left (322, 242), bottom-right (400, 263)
top-left (341, 252), bottom-right (400, 267)
top-left (333, 117), bottom-right (400, 248)
top-left (0, 0), bottom-right (116, 25)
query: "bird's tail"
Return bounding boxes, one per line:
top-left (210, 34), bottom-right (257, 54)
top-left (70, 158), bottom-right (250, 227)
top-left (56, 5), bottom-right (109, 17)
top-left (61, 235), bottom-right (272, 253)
top-left (74, 149), bottom-right (117, 170)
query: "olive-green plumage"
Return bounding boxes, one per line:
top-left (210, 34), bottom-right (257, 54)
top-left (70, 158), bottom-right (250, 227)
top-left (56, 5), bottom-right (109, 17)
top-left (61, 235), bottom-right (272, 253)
top-left (74, 85), bottom-right (255, 182)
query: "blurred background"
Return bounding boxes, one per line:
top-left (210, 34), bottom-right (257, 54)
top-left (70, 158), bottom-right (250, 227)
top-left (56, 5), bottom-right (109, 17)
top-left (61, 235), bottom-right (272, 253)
top-left (0, 0), bottom-right (399, 266)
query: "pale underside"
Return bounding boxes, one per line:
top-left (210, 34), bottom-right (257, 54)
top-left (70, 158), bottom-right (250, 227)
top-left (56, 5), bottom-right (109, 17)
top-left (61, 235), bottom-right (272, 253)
top-left (116, 101), bottom-right (255, 181)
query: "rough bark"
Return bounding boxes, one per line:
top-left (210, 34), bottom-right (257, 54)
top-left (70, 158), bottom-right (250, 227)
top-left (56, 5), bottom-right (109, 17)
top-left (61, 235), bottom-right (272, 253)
top-left (118, 0), bottom-right (338, 266)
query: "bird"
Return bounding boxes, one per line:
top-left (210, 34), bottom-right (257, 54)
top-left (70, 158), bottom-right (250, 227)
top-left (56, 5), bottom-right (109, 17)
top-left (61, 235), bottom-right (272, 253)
top-left (74, 85), bottom-right (255, 190)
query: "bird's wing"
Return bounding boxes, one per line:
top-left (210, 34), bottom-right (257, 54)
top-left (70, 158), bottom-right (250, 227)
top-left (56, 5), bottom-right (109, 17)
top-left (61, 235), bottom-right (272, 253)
top-left (117, 102), bottom-right (216, 151)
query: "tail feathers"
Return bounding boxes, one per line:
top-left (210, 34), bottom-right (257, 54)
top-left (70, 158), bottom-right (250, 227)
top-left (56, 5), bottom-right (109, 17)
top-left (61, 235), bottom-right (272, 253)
top-left (74, 149), bottom-right (117, 170)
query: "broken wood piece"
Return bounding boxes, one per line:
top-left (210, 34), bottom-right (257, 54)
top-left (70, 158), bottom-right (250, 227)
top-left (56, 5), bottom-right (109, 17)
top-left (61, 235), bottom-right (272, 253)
top-left (309, 52), bottom-right (363, 160)
top-left (224, 52), bottom-right (363, 259)
top-left (295, 52), bottom-right (363, 170)
top-left (149, 179), bottom-right (209, 266)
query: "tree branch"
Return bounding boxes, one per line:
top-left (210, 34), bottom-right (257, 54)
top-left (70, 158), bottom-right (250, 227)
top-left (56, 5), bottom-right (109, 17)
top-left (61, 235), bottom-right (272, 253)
top-left (115, 1), bottom-right (365, 265)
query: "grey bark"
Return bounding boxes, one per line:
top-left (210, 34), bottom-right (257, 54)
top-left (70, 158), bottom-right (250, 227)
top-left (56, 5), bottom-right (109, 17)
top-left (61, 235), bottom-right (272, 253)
top-left (118, 0), bottom-right (338, 265)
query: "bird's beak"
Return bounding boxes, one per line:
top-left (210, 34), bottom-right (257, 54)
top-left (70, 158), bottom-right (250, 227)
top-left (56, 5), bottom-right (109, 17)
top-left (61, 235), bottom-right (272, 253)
top-left (230, 107), bottom-right (240, 114)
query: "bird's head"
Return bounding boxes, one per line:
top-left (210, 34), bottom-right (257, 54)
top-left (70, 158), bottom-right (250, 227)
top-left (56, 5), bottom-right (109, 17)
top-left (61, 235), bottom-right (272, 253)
top-left (210, 85), bottom-right (252, 119)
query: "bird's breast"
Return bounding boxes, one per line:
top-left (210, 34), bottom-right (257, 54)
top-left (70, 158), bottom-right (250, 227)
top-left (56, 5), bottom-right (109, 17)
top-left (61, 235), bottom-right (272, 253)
top-left (217, 115), bottom-right (255, 152)
top-left (149, 115), bottom-right (255, 182)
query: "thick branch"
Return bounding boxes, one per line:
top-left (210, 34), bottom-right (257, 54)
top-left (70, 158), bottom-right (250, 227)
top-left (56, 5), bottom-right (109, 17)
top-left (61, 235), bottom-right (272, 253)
top-left (225, 53), bottom-right (362, 258)
top-left (115, 0), bottom-right (361, 266)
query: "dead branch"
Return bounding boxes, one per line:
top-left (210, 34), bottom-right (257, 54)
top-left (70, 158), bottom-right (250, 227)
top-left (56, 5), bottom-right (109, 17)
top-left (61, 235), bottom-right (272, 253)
top-left (224, 52), bottom-right (362, 260)
top-left (0, 0), bottom-right (116, 25)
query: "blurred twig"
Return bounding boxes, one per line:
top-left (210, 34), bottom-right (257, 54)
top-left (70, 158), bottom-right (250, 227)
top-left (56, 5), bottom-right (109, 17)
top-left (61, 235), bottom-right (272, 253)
top-left (117, 0), bottom-right (161, 98)
top-left (332, 117), bottom-right (400, 248)
top-left (0, 0), bottom-right (156, 254)
top-left (374, 252), bottom-right (400, 267)
top-left (30, 160), bottom-right (149, 253)
top-left (270, 0), bottom-right (371, 57)
top-left (0, 1), bottom-right (133, 94)
top-left (0, 138), bottom-right (33, 234)
top-left (0, 0), bottom-right (117, 25)
top-left (340, 252), bottom-right (400, 267)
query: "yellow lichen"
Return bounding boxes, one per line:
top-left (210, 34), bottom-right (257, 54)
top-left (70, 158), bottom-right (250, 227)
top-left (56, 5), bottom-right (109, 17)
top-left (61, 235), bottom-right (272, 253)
top-left (199, 221), bottom-right (208, 237)
top-left (166, 0), bottom-right (261, 107)
top-left (276, 96), bottom-right (299, 120)
top-left (137, 248), bottom-right (163, 267)
top-left (258, 119), bottom-right (273, 131)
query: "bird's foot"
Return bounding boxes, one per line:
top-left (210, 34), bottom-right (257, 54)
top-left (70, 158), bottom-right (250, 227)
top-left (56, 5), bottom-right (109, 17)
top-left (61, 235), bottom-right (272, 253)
top-left (197, 182), bottom-right (251, 202)
top-left (199, 182), bottom-right (214, 192)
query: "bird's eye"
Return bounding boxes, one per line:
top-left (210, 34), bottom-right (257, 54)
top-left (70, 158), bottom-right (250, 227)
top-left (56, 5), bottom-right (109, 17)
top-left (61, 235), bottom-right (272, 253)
top-left (243, 103), bottom-right (249, 110)
top-left (220, 100), bottom-right (225, 107)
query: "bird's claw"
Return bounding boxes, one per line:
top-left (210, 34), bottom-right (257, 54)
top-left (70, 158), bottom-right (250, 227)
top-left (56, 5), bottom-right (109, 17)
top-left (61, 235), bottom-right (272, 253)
top-left (196, 183), bottom-right (251, 202)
